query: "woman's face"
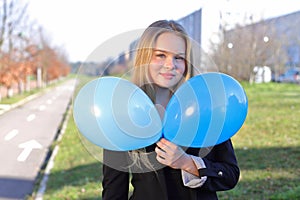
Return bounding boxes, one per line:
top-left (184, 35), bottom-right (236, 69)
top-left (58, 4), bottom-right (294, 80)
top-left (149, 32), bottom-right (186, 89)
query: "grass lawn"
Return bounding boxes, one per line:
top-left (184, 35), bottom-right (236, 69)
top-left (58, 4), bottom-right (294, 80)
top-left (0, 76), bottom-right (75, 105)
top-left (29, 81), bottom-right (300, 200)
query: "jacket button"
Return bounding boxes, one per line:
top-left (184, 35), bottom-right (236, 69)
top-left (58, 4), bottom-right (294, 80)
top-left (218, 171), bottom-right (223, 176)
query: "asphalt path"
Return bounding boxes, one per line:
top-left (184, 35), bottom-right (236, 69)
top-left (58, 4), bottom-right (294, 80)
top-left (0, 79), bottom-right (76, 200)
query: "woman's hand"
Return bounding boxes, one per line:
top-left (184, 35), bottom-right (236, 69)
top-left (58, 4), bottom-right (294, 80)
top-left (155, 138), bottom-right (199, 176)
top-left (155, 138), bottom-right (186, 169)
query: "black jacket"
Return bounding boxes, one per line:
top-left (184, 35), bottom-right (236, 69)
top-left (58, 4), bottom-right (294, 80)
top-left (102, 139), bottom-right (239, 200)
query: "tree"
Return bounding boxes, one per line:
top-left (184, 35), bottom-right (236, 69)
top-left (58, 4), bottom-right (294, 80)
top-left (209, 17), bottom-right (288, 81)
top-left (0, 0), bottom-right (31, 97)
top-left (0, 0), bottom-right (29, 52)
top-left (0, 1), bottom-right (71, 98)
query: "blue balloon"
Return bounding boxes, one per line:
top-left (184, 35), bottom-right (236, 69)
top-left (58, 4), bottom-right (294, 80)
top-left (73, 77), bottom-right (162, 151)
top-left (163, 72), bottom-right (248, 147)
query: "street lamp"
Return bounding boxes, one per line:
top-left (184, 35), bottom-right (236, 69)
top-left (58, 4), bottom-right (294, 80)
top-left (227, 42), bottom-right (233, 72)
top-left (263, 36), bottom-right (269, 43)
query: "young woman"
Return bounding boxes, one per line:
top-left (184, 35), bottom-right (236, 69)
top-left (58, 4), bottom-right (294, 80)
top-left (102, 20), bottom-right (240, 200)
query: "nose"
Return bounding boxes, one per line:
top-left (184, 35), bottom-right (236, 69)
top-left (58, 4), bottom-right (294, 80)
top-left (164, 56), bottom-right (175, 70)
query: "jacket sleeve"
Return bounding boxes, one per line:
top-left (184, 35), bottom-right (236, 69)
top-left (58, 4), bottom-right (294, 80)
top-left (199, 139), bottom-right (240, 192)
top-left (102, 150), bottom-right (130, 200)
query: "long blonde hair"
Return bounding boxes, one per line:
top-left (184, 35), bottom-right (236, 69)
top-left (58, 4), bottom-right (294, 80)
top-left (126, 20), bottom-right (195, 173)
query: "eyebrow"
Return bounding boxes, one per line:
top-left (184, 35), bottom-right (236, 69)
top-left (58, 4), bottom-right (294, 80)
top-left (153, 48), bottom-right (186, 56)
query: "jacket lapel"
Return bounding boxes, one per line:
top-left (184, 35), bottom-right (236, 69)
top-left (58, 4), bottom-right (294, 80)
top-left (156, 169), bottom-right (168, 200)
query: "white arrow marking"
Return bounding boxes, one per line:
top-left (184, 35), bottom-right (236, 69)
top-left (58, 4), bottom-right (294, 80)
top-left (4, 129), bottom-right (19, 141)
top-left (17, 140), bottom-right (42, 162)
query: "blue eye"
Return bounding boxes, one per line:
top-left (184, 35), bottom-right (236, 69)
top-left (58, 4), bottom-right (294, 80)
top-left (156, 53), bottom-right (166, 58)
top-left (175, 56), bottom-right (185, 61)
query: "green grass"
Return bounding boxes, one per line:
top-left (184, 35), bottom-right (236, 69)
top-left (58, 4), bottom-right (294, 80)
top-left (40, 118), bottom-right (103, 200)
top-left (29, 81), bottom-right (300, 199)
top-left (219, 82), bottom-right (300, 200)
top-left (0, 76), bottom-right (74, 105)
top-left (0, 88), bottom-right (39, 104)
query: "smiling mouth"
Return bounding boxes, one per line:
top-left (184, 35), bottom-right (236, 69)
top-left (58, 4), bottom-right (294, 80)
top-left (160, 73), bottom-right (175, 80)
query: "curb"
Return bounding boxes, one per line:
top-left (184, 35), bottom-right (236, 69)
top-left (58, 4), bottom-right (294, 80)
top-left (0, 91), bottom-right (46, 116)
top-left (0, 82), bottom-right (73, 199)
top-left (34, 101), bottom-right (72, 200)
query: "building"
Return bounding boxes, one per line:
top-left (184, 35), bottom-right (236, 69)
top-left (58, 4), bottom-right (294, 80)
top-left (176, 4), bottom-right (300, 78)
top-left (267, 11), bottom-right (300, 67)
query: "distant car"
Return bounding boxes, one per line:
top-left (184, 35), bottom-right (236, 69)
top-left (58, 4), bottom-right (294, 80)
top-left (277, 68), bottom-right (300, 83)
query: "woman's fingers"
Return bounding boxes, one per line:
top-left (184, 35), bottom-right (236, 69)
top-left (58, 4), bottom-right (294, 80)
top-left (156, 138), bottom-right (176, 151)
top-left (155, 138), bottom-right (187, 168)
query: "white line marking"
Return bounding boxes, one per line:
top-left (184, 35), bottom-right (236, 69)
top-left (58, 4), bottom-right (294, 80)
top-left (27, 114), bottom-right (36, 122)
top-left (46, 99), bottom-right (52, 104)
top-left (39, 105), bottom-right (46, 111)
top-left (4, 129), bottom-right (19, 141)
